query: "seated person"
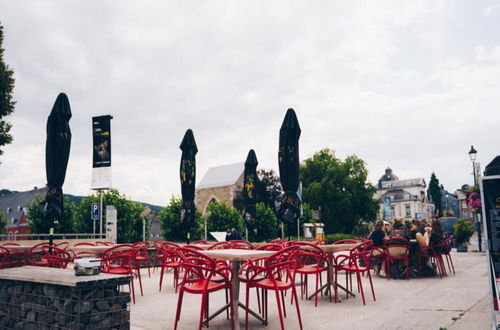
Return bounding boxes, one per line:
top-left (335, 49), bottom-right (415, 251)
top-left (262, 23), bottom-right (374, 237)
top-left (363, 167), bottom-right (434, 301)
top-left (416, 220), bottom-right (444, 253)
top-left (410, 219), bottom-right (420, 239)
top-left (225, 227), bottom-right (242, 241)
top-left (391, 218), bottom-right (409, 239)
top-left (368, 220), bottom-right (386, 247)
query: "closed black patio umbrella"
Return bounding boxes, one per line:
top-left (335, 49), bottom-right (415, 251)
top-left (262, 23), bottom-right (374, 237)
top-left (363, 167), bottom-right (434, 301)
top-left (180, 129), bottom-right (198, 242)
top-left (243, 149), bottom-right (258, 237)
top-left (41, 93), bottom-right (72, 242)
top-left (278, 108), bottom-right (301, 226)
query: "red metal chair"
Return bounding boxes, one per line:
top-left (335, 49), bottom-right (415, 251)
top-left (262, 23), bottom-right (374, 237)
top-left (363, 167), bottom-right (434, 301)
top-left (96, 241), bottom-right (113, 246)
top-left (42, 246), bottom-right (72, 269)
top-left (27, 242), bottom-right (50, 267)
top-left (101, 244), bottom-right (140, 304)
top-left (243, 245), bottom-right (302, 330)
top-left (159, 242), bottom-right (182, 292)
top-left (384, 237), bottom-right (410, 280)
top-left (417, 244), bottom-right (447, 278)
top-left (153, 241), bottom-right (168, 273)
top-left (334, 241), bottom-right (376, 305)
top-left (438, 236), bottom-right (455, 275)
top-left (207, 241), bottom-right (231, 250)
top-left (333, 239), bottom-right (359, 245)
top-left (2, 243), bottom-right (26, 267)
top-left (74, 242), bottom-right (96, 247)
top-left (55, 241), bottom-right (70, 250)
top-left (174, 247), bottom-right (234, 330)
top-left (133, 241), bottom-right (152, 278)
top-left (0, 246), bottom-right (13, 268)
top-left (192, 240), bottom-right (209, 245)
top-left (290, 241), bottom-right (330, 306)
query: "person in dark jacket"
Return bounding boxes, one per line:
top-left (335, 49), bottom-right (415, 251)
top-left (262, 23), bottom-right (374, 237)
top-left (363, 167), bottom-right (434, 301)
top-left (225, 228), bottom-right (242, 241)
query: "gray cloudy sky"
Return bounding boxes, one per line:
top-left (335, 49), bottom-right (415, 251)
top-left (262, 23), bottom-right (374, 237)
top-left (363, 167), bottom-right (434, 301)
top-left (1, 1), bottom-right (500, 206)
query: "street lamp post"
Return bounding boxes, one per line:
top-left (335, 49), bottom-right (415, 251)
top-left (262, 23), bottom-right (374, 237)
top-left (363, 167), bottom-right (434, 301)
top-left (468, 145), bottom-right (481, 251)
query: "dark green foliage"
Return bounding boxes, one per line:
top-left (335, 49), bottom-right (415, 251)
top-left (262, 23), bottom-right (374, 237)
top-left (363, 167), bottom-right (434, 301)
top-left (73, 189), bottom-right (145, 243)
top-left (453, 218), bottom-right (474, 245)
top-left (429, 173), bottom-right (443, 217)
top-left (0, 23), bottom-right (15, 161)
top-left (158, 196), bottom-right (203, 242)
top-left (252, 202), bottom-right (279, 242)
top-left (257, 169), bottom-right (282, 210)
top-left (300, 148), bottom-right (378, 234)
top-left (27, 195), bottom-right (77, 234)
top-left (325, 233), bottom-right (355, 243)
top-left (206, 200), bottom-right (243, 232)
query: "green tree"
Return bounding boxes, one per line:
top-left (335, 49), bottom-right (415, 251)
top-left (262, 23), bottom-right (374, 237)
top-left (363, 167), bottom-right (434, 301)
top-left (27, 195), bottom-right (77, 234)
top-left (300, 148), bottom-right (378, 234)
top-left (74, 189), bottom-right (145, 243)
top-left (0, 23), bottom-right (15, 161)
top-left (158, 196), bottom-right (203, 241)
top-left (206, 200), bottom-right (243, 233)
top-left (428, 173), bottom-right (443, 217)
top-left (257, 169), bottom-right (282, 210)
top-left (252, 202), bottom-right (279, 242)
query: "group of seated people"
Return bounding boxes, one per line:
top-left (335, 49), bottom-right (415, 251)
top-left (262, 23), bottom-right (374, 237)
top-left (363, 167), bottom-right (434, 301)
top-left (367, 218), bottom-right (446, 276)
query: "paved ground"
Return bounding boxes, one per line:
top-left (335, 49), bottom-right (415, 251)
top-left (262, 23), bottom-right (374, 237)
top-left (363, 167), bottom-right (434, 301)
top-left (130, 250), bottom-right (491, 330)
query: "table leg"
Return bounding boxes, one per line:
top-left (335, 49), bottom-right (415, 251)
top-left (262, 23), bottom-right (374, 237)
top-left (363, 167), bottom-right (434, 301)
top-left (232, 261), bottom-right (241, 330)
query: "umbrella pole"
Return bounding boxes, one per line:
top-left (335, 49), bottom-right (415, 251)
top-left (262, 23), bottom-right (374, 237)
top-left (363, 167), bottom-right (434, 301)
top-left (297, 218), bottom-right (300, 241)
top-left (281, 222), bottom-right (284, 239)
top-left (99, 189), bottom-right (103, 239)
top-left (246, 228), bottom-right (248, 242)
top-left (204, 218), bottom-right (207, 241)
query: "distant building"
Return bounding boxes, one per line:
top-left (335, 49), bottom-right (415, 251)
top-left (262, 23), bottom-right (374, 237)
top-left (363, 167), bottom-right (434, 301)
top-left (195, 163), bottom-right (244, 216)
top-left (456, 189), bottom-right (474, 221)
top-left (149, 213), bottom-right (161, 241)
top-left (0, 187), bottom-right (48, 239)
top-left (374, 168), bottom-right (434, 220)
top-left (440, 189), bottom-right (459, 217)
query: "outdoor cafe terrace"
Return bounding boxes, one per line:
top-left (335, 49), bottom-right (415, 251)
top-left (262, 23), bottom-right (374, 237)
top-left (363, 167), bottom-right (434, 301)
top-left (0, 237), bottom-right (491, 330)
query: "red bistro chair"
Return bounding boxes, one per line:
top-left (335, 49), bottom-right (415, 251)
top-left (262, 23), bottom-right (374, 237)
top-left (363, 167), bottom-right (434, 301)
top-left (153, 241), bottom-right (168, 273)
top-left (101, 244), bottom-right (141, 304)
top-left (243, 245), bottom-right (303, 330)
top-left (2, 243), bottom-right (26, 267)
top-left (55, 241), bottom-right (70, 250)
top-left (438, 236), bottom-right (455, 275)
top-left (192, 240), bottom-right (209, 245)
top-left (27, 242), bottom-right (50, 267)
top-left (133, 241), bottom-right (152, 278)
top-left (159, 242), bottom-right (182, 292)
top-left (74, 242), bottom-right (96, 247)
top-left (384, 237), bottom-right (410, 280)
top-left (417, 244), bottom-right (447, 279)
top-left (96, 241), bottom-right (113, 246)
top-left (42, 246), bottom-right (72, 269)
top-left (0, 246), bottom-right (13, 268)
top-left (334, 241), bottom-right (376, 305)
top-left (174, 247), bottom-right (234, 330)
top-left (290, 241), bottom-right (330, 306)
top-left (333, 239), bottom-right (359, 245)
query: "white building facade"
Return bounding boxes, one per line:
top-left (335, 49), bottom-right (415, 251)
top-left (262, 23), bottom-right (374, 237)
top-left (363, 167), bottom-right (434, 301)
top-left (374, 168), bottom-right (435, 220)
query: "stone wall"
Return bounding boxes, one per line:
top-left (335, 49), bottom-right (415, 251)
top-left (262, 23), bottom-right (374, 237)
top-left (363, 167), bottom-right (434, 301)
top-left (0, 278), bottom-right (130, 329)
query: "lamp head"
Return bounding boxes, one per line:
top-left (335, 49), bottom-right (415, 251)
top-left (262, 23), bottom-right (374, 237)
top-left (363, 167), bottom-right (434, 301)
top-left (468, 145), bottom-right (477, 162)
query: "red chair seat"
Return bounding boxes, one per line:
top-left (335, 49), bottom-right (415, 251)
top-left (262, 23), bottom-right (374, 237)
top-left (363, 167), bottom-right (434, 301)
top-left (182, 280), bottom-right (227, 293)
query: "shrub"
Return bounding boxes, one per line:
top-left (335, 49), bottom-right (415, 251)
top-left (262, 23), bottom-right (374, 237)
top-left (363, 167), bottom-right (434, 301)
top-left (325, 233), bottom-right (355, 243)
top-left (453, 218), bottom-right (474, 245)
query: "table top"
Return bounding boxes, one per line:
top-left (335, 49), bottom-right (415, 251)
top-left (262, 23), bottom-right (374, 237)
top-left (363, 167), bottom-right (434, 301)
top-left (0, 265), bottom-right (131, 287)
top-left (67, 245), bottom-right (116, 254)
top-left (203, 249), bottom-right (274, 262)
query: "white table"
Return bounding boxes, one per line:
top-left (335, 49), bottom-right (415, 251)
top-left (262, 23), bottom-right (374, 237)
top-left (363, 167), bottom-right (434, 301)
top-left (202, 249), bottom-right (274, 330)
top-left (304, 243), bottom-right (359, 301)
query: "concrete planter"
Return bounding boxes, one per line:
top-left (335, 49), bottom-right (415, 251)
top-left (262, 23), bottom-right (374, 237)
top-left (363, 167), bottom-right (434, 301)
top-left (456, 243), bottom-right (468, 252)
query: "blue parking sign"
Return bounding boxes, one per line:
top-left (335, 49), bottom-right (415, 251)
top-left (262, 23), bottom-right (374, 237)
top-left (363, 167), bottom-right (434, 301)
top-left (91, 203), bottom-right (99, 220)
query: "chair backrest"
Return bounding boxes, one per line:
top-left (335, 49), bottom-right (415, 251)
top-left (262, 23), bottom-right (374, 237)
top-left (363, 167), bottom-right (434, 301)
top-left (290, 242), bottom-right (327, 268)
top-left (101, 244), bottom-right (134, 271)
top-left (74, 242), bottom-right (96, 247)
top-left (385, 237), bottom-right (410, 257)
top-left (264, 245), bottom-right (300, 281)
top-left (177, 247), bottom-right (230, 285)
top-left (207, 241), bottom-right (231, 250)
top-left (42, 246), bottom-right (72, 269)
top-left (229, 240), bottom-right (254, 250)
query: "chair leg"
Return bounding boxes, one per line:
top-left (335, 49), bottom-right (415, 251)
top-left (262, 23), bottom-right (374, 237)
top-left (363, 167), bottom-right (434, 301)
top-left (386, 259), bottom-right (391, 280)
top-left (198, 293), bottom-right (206, 330)
top-left (367, 269), bottom-right (376, 301)
top-left (174, 289), bottom-right (184, 330)
top-left (245, 285), bottom-right (250, 330)
top-left (159, 264), bottom-right (165, 292)
top-left (356, 273), bottom-right (366, 305)
top-left (447, 253), bottom-right (455, 274)
top-left (275, 289), bottom-right (286, 330)
top-left (291, 285), bottom-right (303, 330)
top-left (315, 273), bottom-right (319, 307)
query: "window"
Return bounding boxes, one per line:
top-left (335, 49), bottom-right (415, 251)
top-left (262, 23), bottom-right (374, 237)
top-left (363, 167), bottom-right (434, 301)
top-left (6, 207), bottom-right (11, 213)
top-left (405, 205), bottom-right (411, 218)
top-left (404, 195), bottom-right (409, 200)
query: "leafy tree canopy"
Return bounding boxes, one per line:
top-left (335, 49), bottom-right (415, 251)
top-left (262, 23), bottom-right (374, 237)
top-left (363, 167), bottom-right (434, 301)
top-left (27, 194), bottom-right (77, 234)
top-left (158, 196), bottom-right (203, 242)
top-left (74, 189), bottom-right (144, 243)
top-left (300, 148), bottom-right (378, 234)
top-left (252, 202), bottom-right (279, 242)
top-left (206, 200), bottom-right (243, 233)
top-left (0, 22), bottom-right (15, 161)
top-left (257, 169), bottom-right (282, 210)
